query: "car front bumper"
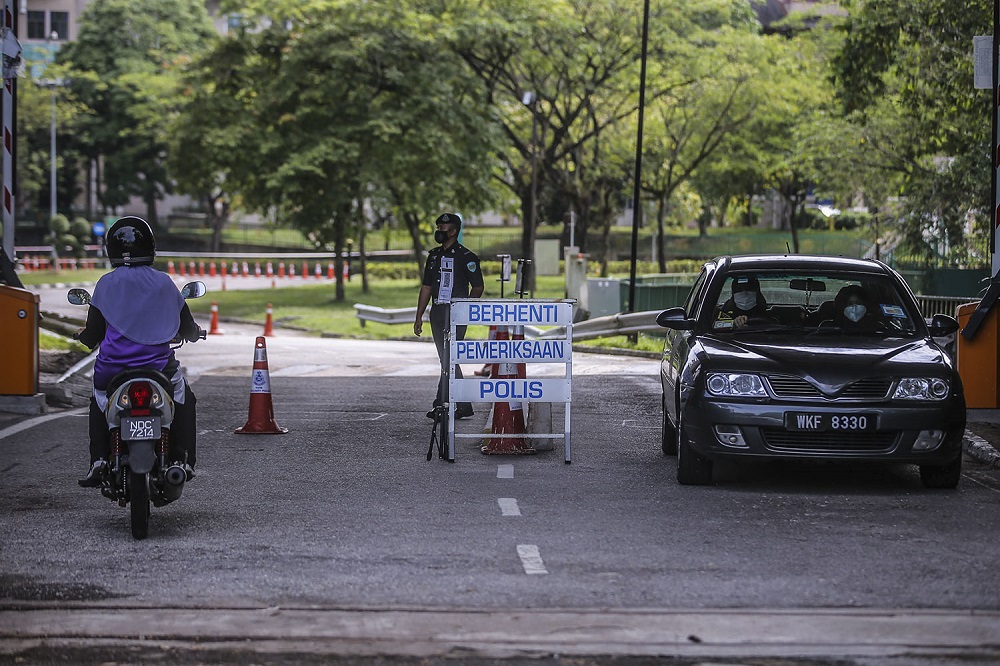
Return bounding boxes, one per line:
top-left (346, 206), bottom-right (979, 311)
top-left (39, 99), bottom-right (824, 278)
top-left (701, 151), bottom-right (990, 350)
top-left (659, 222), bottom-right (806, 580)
top-left (681, 396), bottom-right (966, 465)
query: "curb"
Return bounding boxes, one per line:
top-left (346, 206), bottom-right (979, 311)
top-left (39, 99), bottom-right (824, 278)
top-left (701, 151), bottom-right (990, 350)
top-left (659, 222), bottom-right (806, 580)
top-left (964, 431), bottom-right (1000, 470)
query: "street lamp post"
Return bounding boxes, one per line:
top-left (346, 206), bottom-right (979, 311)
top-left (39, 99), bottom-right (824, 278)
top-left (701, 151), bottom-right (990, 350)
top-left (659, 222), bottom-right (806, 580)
top-left (38, 77), bottom-right (65, 224)
top-left (523, 91), bottom-right (538, 295)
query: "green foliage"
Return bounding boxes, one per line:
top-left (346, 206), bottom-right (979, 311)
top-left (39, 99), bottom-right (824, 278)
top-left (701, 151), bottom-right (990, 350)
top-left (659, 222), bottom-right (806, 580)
top-left (48, 214), bottom-right (70, 235)
top-left (56, 0), bottom-right (217, 221)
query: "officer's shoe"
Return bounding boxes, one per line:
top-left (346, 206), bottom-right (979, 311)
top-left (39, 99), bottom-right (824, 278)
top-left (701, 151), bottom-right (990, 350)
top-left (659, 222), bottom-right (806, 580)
top-left (455, 406), bottom-right (475, 420)
top-left (78, 460), bottom-right (108, 488)
top-left (183, 463), bottom-right (196, 481)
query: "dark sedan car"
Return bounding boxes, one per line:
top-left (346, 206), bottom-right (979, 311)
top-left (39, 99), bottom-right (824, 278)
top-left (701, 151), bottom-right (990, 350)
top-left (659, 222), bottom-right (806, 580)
top-left (656, 255), bottom-right (966, 487)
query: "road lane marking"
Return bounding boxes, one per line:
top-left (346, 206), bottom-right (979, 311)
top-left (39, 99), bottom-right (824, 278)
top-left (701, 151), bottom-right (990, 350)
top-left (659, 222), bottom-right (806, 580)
top-left (516, 544), bottom-right (548, 574)
top-left (497, 464), bottom-right (514, 479)
top-left (0, 408), bottom-right (86, 441)
top-left (498, 498), bottom-right (521, 516)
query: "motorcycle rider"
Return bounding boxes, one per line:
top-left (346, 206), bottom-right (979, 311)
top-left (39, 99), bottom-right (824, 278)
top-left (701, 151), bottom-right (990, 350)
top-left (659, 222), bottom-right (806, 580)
top-left (76, 216), bottom-right (204, 487)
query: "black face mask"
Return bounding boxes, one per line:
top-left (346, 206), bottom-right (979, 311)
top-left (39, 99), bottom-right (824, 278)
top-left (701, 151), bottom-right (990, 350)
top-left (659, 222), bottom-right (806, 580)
top-left (434, 229), bottom-right (449, 244)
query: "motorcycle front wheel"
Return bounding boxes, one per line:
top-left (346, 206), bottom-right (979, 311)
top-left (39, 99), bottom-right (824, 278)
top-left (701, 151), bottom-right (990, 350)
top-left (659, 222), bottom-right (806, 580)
top-left (129, 471), bottom-right (150, 540)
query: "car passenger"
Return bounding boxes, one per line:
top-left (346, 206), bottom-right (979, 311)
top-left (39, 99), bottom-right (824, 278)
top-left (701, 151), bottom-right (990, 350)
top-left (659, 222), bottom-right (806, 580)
top-left (830, 284), bottom-right (884, 332)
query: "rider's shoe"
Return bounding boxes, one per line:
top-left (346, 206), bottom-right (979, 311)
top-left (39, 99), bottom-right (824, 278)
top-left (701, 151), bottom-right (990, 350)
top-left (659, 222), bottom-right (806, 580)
top-left (78, 460), bottom-right (108, 488)
top-left (455, 406), bottom-right (475, 420)
top-left (183, 463), bottom-right (195, 481)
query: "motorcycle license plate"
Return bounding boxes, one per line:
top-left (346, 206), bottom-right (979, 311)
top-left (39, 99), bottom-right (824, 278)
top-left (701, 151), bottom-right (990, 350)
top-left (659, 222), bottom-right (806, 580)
top-left (785, 412), bottom-right (876, 432)
top-left (121, 416), bottom-right (161, 441)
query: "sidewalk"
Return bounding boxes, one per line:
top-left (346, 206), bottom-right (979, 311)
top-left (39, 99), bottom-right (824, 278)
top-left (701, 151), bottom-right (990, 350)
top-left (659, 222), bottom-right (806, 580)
top-left (964, 409), bottom-right (1000, 469)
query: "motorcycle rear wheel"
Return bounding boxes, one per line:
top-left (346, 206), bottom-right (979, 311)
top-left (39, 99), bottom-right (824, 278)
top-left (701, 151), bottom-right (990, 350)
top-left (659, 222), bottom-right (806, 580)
top-left (129, 472), bottom-right (150, 540)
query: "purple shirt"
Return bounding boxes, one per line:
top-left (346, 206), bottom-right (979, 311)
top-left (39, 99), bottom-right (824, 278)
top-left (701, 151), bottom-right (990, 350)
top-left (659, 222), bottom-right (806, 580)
top-left (93, 323), bottom-right (172, 390)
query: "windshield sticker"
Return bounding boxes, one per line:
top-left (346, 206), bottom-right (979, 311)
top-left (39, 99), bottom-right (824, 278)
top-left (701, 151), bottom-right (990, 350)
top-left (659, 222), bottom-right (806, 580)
top-left (880, 304), bottom-right (905, 318)
top-left (714, 319), bottom-right (734, 329)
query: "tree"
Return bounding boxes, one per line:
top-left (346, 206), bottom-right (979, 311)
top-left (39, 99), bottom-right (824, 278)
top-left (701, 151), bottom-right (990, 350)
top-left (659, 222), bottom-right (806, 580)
top-left (55, 0), bottom-right (216, 227)
top-left (179, 0), bottom-right (504, 299)
top-left (831, 0), bottom-right (992, 264)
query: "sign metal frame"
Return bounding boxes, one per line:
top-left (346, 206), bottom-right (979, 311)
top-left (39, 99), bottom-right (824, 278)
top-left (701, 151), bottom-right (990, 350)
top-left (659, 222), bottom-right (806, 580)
top-left (446, 298), bottom-right (574, 463)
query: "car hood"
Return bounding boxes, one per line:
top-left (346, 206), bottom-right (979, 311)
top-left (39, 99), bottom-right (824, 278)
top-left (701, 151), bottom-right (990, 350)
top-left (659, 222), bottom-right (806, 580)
top-left (698, 334), bottom-right (953, 385)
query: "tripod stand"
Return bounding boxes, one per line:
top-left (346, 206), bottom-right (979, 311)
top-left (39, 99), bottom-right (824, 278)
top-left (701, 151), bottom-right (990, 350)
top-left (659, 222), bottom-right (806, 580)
top-left (426, 405), bottom-right (449, 461)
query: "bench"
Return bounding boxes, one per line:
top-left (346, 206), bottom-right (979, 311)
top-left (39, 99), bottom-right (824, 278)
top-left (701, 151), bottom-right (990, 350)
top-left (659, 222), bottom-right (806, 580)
top-left (354, 303), bottom-right (429, 327)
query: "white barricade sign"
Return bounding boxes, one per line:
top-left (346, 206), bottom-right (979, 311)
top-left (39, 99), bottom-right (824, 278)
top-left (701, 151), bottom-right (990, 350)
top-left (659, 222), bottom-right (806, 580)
top-left (446, 298), bottom-right (574, 463)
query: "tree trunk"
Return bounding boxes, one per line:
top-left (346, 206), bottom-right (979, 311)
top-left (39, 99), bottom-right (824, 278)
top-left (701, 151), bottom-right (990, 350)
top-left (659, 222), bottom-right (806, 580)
top-left (403, 211), bottom-right (425, 275)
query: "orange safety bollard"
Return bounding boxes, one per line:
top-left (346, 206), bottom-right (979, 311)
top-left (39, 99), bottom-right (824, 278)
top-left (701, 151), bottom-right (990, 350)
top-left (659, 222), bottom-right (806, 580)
top-left (481, 326), bottom-right (535, 455)
top-left (278, 262), bottom-right (286, 278)
top-left (235, 337), bottom-right (288, 434)
top-left (209, 262), bottom-right (217, 277)
top-left (209, 302), bottom-right (223, 335)
top-left (167, 260), bottom-right (175, 275)
top-left (263, 303), bottom-right (275, 337)
top-left (328, 261), bottom-right (335, 279)
top-left (241, 261), bottom-right (250, 278)
top-left (314, 262), bottom-right (321, 279)
top-left (302, 261), bottom-right (308, 279)
top-left (179, 261), bottom-right (187, 277)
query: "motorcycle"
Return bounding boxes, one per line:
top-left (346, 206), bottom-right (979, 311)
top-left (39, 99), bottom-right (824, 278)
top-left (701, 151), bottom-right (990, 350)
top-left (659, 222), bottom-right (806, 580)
top-left (68, 280), bottom-right (207, 539)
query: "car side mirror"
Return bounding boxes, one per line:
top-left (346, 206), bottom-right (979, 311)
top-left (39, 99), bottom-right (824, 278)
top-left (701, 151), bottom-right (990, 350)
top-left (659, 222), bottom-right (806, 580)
top-left (929, 313), bottom-right (959, 338)
top-left (180, 281), bottom-right (207, 299)
top-left (67, 288), bottom-right (91, 306)
top-left (656, 307), bottom-right (696, 330)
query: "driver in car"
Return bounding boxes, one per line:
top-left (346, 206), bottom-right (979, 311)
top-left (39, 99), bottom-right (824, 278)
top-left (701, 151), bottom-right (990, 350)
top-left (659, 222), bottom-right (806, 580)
top-left (716, 275), bottom-right (769, 329)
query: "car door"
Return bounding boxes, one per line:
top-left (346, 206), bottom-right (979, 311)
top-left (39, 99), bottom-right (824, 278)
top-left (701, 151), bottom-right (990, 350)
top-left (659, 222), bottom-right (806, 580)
top-left (662, 268), bottom-right (709, 424)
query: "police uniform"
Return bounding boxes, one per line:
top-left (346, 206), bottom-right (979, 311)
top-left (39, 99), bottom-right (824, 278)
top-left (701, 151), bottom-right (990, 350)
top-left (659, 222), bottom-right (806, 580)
top-left (422, 242), bottom-right (484, 410)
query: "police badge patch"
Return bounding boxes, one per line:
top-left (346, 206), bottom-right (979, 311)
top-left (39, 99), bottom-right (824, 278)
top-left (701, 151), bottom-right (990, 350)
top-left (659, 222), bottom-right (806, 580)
top-left (467, 261), bottom-right (478, 272)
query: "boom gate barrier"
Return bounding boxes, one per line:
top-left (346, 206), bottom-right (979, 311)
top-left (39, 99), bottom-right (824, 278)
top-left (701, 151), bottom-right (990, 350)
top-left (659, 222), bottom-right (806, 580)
top-left (447, 298), bottom-right (574, 463)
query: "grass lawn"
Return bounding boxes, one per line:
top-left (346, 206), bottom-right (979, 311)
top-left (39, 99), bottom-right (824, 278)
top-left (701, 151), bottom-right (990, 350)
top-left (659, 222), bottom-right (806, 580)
top-left (186, 275), bottom-right (573, 342)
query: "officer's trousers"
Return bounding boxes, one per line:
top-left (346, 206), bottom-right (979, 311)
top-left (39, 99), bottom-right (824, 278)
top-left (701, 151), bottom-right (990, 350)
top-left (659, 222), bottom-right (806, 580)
top-left (430, 304), bottom-right (472, 412)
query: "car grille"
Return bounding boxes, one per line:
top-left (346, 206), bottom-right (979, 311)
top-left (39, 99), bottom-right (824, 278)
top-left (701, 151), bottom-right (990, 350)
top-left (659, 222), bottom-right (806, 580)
top-left (761, 428), bottom-right (898, 453)
top-left (766, 375), bottom-right (892, 401)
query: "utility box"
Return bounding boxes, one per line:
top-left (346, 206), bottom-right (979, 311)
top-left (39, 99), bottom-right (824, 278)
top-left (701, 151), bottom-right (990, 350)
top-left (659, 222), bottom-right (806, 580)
top-left (588, 277), bottom-right (622, 318)
top-left (957, 301), bottom-right (1000, 408)
top-left (0, 285), bottom-right (40, 396)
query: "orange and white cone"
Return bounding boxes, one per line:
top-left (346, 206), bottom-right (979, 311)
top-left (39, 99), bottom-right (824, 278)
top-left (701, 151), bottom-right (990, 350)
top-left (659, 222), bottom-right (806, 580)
top-left (481, 327), bottom-right (535, 455)
top-left (263, 303), bottom-right (275, 337)
top-left (235, 337), bottom-right (288, 434)
top-left (209, 302), bottom-right (223, 335)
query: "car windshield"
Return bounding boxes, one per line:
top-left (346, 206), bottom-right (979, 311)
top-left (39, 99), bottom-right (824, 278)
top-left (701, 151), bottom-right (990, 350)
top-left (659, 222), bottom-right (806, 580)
top-left (708, 271), bottom-right (920, 337)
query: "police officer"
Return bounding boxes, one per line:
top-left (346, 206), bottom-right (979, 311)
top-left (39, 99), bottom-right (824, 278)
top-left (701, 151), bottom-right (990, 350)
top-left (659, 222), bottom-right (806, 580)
top-left (414, 213), bottom-right (484, 419)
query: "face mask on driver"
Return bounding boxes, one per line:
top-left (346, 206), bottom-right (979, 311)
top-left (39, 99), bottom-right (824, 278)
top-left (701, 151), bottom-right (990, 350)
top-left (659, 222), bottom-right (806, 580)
top-left (843, 304), bottom-right (866, 322)
top-left (734, 291), bottom-right (757, 311)
top-left (434, 229), bottom-right (449, 244)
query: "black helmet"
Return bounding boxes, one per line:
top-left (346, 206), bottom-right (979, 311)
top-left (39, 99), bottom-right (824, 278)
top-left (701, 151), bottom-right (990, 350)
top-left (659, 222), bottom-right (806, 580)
top-left (106, 216), bottom-right (156, 266)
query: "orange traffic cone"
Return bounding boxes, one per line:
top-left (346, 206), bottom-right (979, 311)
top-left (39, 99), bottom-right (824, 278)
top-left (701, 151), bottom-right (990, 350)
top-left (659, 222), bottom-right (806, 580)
top-left (235, 337), bottom-right (288, 434)
top-left (263, 303), bottom-right (275, 337)
top-left (481, 327), bottom-right (535, 455)
top-left (209, 302), bottom-right (223, 335)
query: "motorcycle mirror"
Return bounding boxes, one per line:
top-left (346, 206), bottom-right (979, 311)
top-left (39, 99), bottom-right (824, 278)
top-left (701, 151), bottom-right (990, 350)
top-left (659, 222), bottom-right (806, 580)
top-left (180, 281), bottom-right (207, 299)
top-left (67, 288), bottom-right (92, 306)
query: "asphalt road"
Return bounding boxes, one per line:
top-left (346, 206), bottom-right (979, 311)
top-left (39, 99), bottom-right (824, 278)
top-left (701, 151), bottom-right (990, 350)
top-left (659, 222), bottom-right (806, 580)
top-left (2, 285), bottom-right (1000, 664)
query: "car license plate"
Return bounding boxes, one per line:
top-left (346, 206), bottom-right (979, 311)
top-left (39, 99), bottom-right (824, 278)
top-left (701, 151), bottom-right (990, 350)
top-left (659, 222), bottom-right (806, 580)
top-left (121, 416), bottom-right (161, 441)
top-left (785, 412), bottom-right (876, 432)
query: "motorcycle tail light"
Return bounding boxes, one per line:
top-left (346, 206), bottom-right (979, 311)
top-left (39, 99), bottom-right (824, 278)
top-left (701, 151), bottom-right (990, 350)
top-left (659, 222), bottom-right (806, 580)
top-left (128, 382), bottom-right (154, 409)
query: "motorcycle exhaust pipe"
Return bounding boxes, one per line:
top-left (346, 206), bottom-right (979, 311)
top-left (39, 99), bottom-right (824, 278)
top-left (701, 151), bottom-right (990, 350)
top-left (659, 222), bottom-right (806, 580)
top-left (160, 464), bottom-right (186, 503)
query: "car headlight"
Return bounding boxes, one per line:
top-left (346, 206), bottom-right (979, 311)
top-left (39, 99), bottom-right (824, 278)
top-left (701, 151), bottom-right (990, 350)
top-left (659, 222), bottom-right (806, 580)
top-left (706, 373), bottom-right (767, 397)
top-left (893, 378), bottom-right (950, 400)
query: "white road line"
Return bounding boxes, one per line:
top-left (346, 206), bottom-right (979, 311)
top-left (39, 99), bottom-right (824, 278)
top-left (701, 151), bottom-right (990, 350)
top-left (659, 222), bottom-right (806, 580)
top-left (516, 544), bottom-right (548, 575)
top-left (497, 464), bottom-right (514, 479)
top-left (498, 498), bottom-right (521, 516)
top-left (0, 408), bottom-right (87, 441)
